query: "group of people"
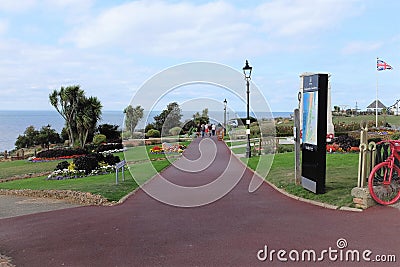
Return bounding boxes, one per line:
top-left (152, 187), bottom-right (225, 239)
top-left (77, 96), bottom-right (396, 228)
top-left (197, 123), bottom-right (217, 138)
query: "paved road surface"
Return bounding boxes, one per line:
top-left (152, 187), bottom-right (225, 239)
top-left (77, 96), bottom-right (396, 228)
top-left (1, 137), bottom-right (399, 266)
top-left (0, 195), bottom-right (80, 220)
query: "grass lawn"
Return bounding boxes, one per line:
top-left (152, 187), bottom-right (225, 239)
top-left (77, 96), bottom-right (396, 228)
top-left (245, 152), bottom-right (359, 208)
top-left (0, 141), bottom-right (191, 201)
top-left (0, 159), bottom-right (172, 202)
top-left (333, 114), bottom-right (400, 126)
top-left (0, 159), bottom-right (69, 180)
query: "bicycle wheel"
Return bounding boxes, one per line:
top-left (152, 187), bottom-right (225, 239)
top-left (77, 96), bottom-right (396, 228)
top-left (369, 162), bottom-right (400, 205)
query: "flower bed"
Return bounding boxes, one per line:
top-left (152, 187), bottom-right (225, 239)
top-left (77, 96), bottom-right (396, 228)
top-left (28, 154), bottom-right (84, 162)
top-left (149, 144), bottom-right (187, 154)
top-left (326, 134), bottom-right (360, 153)
top-left (100, 148), bottom-right (125, 155)
top-left (150, 145), bottom-right (164, 154)
top-left (47, 164), bottom-right (115, 180)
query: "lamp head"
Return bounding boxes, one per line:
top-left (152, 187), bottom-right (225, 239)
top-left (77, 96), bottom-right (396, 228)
top-left (243, 60), bottom-right (252, 79)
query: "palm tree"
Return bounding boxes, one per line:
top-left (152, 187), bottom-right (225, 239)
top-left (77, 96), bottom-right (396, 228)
top-left (49, 85), bottom-right (84, 146)
top-left (76, 96), bottom-right (102, 147)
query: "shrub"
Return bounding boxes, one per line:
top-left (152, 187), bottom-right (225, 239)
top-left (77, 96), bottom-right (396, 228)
top-left (277, 145), bottom-right (294, 153)
top-left (122, 131), bottom-right (132, 140)
top-left (37, 148), bottom-right (87, 159)
top-left (55, 161), bottom-right (69, 171)
top-left (73, 155), bottom-right (99, 174)
top-left (276, 125), bottom-right (293, 137)
top-left (250, 125), bottom-right (261, 138)
top-left (147, 129), bottom-right (161, 138)
top-left (103, 154), bottom-right (121, 165)
top-left (334, 135), bottom-right (359, 151)
top-left (93, 134), bottom-right (107, 145)
top-left (391, 133), bottom-right (400, 140)
top-left (169, 127), bottom-right (182, 136)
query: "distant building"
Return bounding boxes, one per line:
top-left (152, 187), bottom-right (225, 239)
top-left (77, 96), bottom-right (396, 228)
top-left (389, 99), bottom-right (400, 115)
top-left (366, 100), bottom-right (386, 113)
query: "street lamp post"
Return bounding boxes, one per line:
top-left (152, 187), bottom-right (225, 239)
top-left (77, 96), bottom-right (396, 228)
top-left (46, 124), bottom-right (51, 150)
top-left (243, 60), bottom-right (252, 158)
top-left (223, 98), bottom-right (227, 136)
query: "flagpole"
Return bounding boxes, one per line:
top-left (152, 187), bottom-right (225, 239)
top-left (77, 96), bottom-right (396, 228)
top-left (376, 57), bottom-right (379, 128)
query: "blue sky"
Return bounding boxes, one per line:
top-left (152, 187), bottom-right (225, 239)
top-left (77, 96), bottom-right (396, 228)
top-left (0, 0), bottom-right (399, 112)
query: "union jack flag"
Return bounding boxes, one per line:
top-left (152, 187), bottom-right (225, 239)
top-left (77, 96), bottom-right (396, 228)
top-left (377, 58), bottom-right (393, 71)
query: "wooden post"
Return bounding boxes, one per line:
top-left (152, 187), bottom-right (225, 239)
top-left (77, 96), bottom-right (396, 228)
top-left (294, 109), bottom-right (301, 185)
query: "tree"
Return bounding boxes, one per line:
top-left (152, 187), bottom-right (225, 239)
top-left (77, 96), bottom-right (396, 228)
top-left (49, 85), bottom-right (84, 146)
top-left (15, 125), bottom-right (60, 149)
top-left (15, 135), bottom-right (30, 149)
top-left (75, 96), bottom-right (102, 147)
top-left (50, 85), bottom-right (102, 147)
top-left (193, 108), bottom-right (209, 125)
top-left (124, 105), bottom-right (144, 135)
top-left (97, 124), bottom-right (121, 142)
top-left (153, 102), bottom-right (182, 136)
top-left (36, 125), bottom-right (61, 148)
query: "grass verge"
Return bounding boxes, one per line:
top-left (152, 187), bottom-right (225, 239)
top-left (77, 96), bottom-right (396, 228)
top-left (244, 152), bottom-right (358, 208)
top-left (0, 141), bottom-right (190, 201)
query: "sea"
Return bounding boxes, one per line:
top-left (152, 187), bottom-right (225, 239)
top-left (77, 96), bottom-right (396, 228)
top-left (0, 110), bottom-right (292, 152)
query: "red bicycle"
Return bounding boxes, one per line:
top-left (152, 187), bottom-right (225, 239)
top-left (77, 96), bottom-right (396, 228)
top-left (368, 140), bottom-right (400, 205)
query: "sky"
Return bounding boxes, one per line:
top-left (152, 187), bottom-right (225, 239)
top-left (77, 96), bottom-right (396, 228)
top-left (1, 0), bottom-right (400, 113)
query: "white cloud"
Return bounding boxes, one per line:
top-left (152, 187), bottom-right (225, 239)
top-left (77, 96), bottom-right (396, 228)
top-left (64, 1), bottom-right (250, 58)
top-left (63, 0), bottom-right (361, 59)
top-left (254, 0), bottom-right (362, 37)
top-left (0, 0), bottom-right (36, 12)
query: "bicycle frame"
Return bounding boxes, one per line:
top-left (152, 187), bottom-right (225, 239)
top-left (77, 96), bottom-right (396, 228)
top-left (376, 140), bottom-right (400, 184)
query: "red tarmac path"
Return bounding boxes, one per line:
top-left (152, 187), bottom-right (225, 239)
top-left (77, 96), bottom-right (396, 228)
top-left (1, 137), bottom-right (400, 266)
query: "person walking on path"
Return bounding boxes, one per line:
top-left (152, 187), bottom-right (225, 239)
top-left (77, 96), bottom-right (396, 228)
top-left (211, 124), bottom-right (216, 136)
top-left (201, 123), bottom-right (205, 138)
top-left (196, 123), bottom-right (201, 137)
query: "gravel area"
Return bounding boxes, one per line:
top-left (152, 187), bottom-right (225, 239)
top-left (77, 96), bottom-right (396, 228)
top-left (0, 195), bottom-right (81, 219)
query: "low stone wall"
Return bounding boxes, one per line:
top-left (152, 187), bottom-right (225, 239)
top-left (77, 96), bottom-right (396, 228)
top-left (351, 187), bottom-right (376, 209)
top-left (0, 189), bottom-right (114, 206)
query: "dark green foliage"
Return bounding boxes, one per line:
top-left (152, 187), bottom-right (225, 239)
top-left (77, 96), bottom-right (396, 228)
top-left (15, 125), bottom-right (61, 149)
top-left (181, 119), bottom-right (197, 134)
top-left (146, 129), bottom-right (161, 138)
top-left (97, 124), bottom-right (121, 142)
top-left (37, 148), bottom-right (87, 158)
top-left (55, 161), bottom-right (69, 171)
top-left (277, 145), bottom-right (294, 153)
top-left (93, 134), bottom-right (107, 145)
top-left (250, 124), bottom-right (261, 138)
top-left (368, 137), bottom-right (382, 144)
top-left (104, 154), bottom-right (120, 165)
top-left (391, 133), bottom-right (400, 140)
top-left (276, 125), bottom-right (293, 137)
top-left (144, 123), bottom-right (155, 133)
top-left (334, 135), bottom-right (359, 151)
top-left (153, 102), bottom-right (182, 135)
top-left (74, 155), bottom-right (99, 174)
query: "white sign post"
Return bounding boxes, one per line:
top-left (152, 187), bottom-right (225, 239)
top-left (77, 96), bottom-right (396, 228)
top-left (115, 160), bottom-right (126, 185)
